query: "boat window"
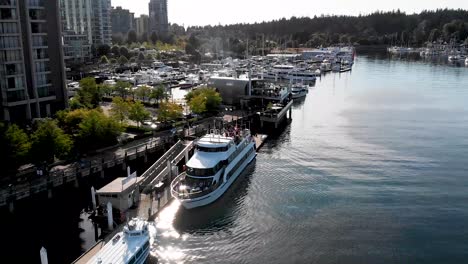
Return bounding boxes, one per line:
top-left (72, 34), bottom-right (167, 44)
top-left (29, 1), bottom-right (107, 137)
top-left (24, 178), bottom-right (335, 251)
top-left (186, 162), bottom-right (222, 177)
top-left (143, 241), bottom-right (150, 250)
top-left (196, 145), bottom-right (229, 152)
top-left (127, 256), bottom-right (136, 264)
top-left (136, 247), bottom-right (143, 258)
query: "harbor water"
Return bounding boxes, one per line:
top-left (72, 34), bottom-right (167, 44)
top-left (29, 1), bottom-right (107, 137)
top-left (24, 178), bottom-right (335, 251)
top-left (3, 52), bottom-right (468, 263)
top-left (153, 54), bottom-right (468, 263)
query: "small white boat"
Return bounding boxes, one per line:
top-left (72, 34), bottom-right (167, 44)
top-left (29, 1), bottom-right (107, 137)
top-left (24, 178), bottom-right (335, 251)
top-left (448, 55), bottom-right (466, 62)
top-left (87, 218), bottom-right (152, 264)
top-left (291, 84), bottom-right (308, 99)
top-left (465, 57), bottom-right (468, 66)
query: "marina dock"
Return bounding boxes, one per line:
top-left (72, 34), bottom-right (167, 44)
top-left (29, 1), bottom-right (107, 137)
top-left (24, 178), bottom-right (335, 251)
top-left (253, 134), bottom-right (268, 150)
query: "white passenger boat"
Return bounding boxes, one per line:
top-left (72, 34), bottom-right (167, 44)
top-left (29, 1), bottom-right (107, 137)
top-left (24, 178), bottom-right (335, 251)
top-left (87, 218), bottom-right (151, 264)
top-left (465, 57), bottom-right (468, 66)
top-left (291, 84), bottom-right (308, 99)
top-left (171, 129), bottom-right (257, 209)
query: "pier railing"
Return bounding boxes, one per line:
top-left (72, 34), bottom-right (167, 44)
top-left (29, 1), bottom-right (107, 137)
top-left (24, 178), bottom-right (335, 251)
top-left (140, 141), bottom-right (195, 194)
top-left (0, 136), bottom-right (173, 208)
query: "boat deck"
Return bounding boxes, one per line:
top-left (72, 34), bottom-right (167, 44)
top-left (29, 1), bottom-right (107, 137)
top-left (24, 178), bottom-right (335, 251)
top-left (73, 241), bottom-right (106, 264)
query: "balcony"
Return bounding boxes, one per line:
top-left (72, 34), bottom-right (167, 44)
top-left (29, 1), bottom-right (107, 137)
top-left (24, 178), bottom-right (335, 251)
top-left (0, 7), bottom-right (17, 20)
top-left (7, 90), bottom-right (26, 102)
top-left (0, 0), bottom-right (16, 7)
top-left (27, 0), bottom-right (44, 8)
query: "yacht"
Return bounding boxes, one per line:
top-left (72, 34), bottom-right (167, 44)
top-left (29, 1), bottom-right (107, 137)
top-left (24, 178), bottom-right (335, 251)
top-left (271, 65), bottom-right (295, 79)
top-left (171, 129), bottom-right (257, 209)
top-left (291, 84), bottom-right (308, 99)
top-left (448, 55), bottom-right (466, 62)
top-left (286, 70), bottom-right (317, 82)
top-left (465, 57), bottom-right (468, 66)
top-left (87, 218), bottom-right (151, 264)
top-left (320, 60), bottom-right (332, 72)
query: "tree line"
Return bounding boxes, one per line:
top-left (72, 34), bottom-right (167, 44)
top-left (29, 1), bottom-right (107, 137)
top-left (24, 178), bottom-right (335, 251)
top-left (182, 9), bottom-right (468, 57)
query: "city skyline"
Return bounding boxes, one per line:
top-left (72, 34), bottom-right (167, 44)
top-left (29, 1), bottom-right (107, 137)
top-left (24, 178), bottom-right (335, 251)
top-left (112, 0), bottom-right (468, 26)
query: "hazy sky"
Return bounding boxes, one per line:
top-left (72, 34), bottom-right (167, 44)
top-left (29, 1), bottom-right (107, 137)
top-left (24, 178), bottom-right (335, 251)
top-left (112, 0), bottom-right (468, 26)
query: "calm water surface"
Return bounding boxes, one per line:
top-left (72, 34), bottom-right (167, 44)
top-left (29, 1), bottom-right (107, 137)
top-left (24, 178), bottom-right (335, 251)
top-left (152, 55), bottom-right (468, 263)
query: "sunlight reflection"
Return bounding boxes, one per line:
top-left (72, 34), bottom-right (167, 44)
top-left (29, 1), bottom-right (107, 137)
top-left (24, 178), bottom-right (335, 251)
top-left (150, 199), bottom-right (186, 263)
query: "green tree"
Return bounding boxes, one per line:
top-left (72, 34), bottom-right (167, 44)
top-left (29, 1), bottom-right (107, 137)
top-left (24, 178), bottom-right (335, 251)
top-left (99, 83), bottom-right (113, 97)
top-left (129, 101), bottom-right (151, 127)
top-left (428, 28), bottom-right (441, 42)
top-left (111, 45), bottom-right (120, 56)
top-left (100, 55), bottom-right (109, 64)
top-left (97, 44), bottom-right (110, 57)
top-left (30, 120), bottom-right (73, 164)
top-left (77, 110), bottom-right (123, 152)
top-left (136, 85), bottom-right (151, 102)
top-left (185, 87), bottom-right (222, 114)
top-left (76, 77), bottom-right (102, 108)
top-left (114, 81), bottom-right (132, 98)
top-left (2, 124), bottom-right (31, 172)
top-left (188, 95), bottom-right (206, 114)
top-left (157, 102), bottom-right (183, 123)
top-left (127, 30), bottom-right (137, 44)
top-left (119, 46), bottom-right (129, 58)
top-left (146, 53), bottom-right (155, 61)
top-left (149, 85), bottom-right (167, 103)
top-left (56, 108), bottom-right (89, 135)
top-left (118, 55), bottom-right (129, 65)
top-left (150, 32), bottom-right (158, 44)
top-left (110, 97), bottom-right (130, 124)
top-left (138, 52), bottom-right (146, 61)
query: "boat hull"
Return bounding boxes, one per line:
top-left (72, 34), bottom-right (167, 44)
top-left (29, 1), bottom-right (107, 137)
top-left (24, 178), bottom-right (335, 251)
top-left (178, 144), bottom-right (257, 209)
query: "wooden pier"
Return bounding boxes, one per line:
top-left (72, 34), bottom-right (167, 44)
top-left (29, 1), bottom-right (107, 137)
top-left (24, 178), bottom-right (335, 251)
top-left (259, 100), bottom-right (294, 128)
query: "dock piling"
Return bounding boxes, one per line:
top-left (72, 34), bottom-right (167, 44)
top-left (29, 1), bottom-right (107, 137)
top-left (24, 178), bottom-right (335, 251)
top-left (40, 247), bottom-right (48, 264)
top-left (91, 187), bottom-right (96, 210)
top-left (107, 202), bottom-right (113, 230)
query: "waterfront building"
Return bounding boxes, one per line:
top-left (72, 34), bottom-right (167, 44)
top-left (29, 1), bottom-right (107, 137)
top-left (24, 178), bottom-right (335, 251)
top-left (149, 0), bottom-right (169, 36)
top-left (111, 6), bottom-right (135, 35)
top-left (0, 0), bottom-right (68, 122)
top-left (135, 15), bottom-right (149, 38)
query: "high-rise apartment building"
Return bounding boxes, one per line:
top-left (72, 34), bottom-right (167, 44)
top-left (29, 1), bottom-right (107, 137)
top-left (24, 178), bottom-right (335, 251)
top-left (91, 0), bottom-right (112, 45)
top-left (135, 15), bottom-right (149, 38)
top-left (111, 6), bottom-right (134, 35)
top-left (149, 0), bottom-right (168, 36)
top-left (60, 0), bottom-right (92, 63)
top-left (0, 0), bottom-right (68, 122)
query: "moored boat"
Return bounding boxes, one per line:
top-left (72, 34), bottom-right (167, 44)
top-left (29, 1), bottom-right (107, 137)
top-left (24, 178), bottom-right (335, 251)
top-left (291, 84), bottom-right (308, 99)
top-left (87, 218), bottom-right (152, 264)
top-left (171, 129), bottom-right (256, 209)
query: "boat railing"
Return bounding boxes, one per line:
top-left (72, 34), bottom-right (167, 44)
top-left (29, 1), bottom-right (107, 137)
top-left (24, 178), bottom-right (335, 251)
top-left (170, 172), bottom-right (215, 199)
